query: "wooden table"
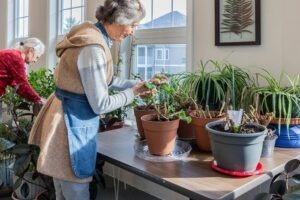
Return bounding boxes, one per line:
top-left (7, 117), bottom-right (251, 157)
top-left (97, 127), bottom-right (300, 200)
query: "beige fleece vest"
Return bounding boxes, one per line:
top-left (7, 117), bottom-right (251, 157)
top-left (28, 22), bottom-right (114, 183)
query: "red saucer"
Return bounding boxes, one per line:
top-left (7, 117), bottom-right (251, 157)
top-left (211, 160), bottom-right (264, 177)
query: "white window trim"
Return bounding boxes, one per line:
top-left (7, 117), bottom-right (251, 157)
top-left (57, 0), bottom-right (86, 36)
top-left (134, 0), bottom-right (194, 72)
top-left (14, 0), bottom-right (29, 39)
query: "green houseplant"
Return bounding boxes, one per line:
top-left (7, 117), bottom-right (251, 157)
top-left (141, 78), bottom-right (191, 156)
top-left (181, 59), bottom-right (253, 111)
top-left (245, 70), bottom-right (300, 148)
top-left (0, 67), bottom-right (56, 199)
top-left (255, 159), bottom-right (300, 200)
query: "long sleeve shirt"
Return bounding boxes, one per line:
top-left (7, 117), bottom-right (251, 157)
top-left (0, 49), bottom-right (41, 103)
top-left (77, 44), bottom-right (138, 115)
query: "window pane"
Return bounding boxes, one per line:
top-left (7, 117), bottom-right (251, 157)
top-left (138, 0), bottom-right (186, 29)
top-left (62, 10), bottom-right (72, 34)
top-left (135, 44), bottom-right (186, 80)
top-left (72, 8), bottom-right (82, 24)
top-left (139, 0), bottom-right (152, 25)
top-left (173, 0), bottom-right (186, 27)
top-left (153, 0), bottom-right (171, 28)
top-left (23, 17), bottom-right (28, 37)
top-left (138, 68), bottom-right (145, 80)
top-left (17, 19), bottom-right (24, 38)
top-left (18, 0), bottom-right (24, 17)
top-left (72, 0), bottom-right (83, 7)
top-left (23, 0), bottom-right (29, 16)
top-left (138, 47), bottom-right (145, 65)
top-left (63, 0), bottom-right (71, 9)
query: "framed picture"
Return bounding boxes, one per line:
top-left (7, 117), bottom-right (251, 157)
top-left (215, 0), bottom-right (261, 46)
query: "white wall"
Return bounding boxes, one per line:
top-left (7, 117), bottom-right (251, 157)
top-left (0, 0), bottom-right (300, 79)
top-left (192, 0), bottom-right (299, 79)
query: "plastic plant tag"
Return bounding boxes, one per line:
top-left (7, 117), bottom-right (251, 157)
top-left (227, 109), bottom-right (244, 131)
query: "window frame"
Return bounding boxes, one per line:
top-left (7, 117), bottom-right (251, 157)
top-left (132, 0), bottom-right (194, 78)
top-left (57, 0), bottom-right (86, 36)
top-left (14, 0), bottom-right (29, 39)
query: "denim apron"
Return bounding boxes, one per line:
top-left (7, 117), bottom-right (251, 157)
top-left (55, 88), bottom-right (99, 179)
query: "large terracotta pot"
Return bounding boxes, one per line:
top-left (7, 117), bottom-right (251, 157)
top-left (177, 120), bottom-right (195, 140)
top-left (190, 111), bottom-right (225, 151)
top-left (134, 107), bottom-right (156, 139)
top-left (141, 114), bottom-right (179, 156)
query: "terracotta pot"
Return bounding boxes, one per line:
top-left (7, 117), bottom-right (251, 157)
top-left (141, 114), bottom-right (179, 156)
top-left (191, 111), bottom-right (225, 152)
top-left (134, 107), bottom-right (156, 139)
top-left (177, 120), bottom-right (195, 140)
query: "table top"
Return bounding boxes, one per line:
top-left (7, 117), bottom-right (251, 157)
top-left (97, 126), bottom-right (300, 200)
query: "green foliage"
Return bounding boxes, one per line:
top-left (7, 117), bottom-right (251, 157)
top-left (181, 60), bottom-right (253, 111)
top-left (255, 159), bottom-right (300, 200)
top-left (221, 0), bottom-right (254, 35)
top-left (28, 68), bottom-right (55, 98)
top-left (244, 70), bottom-right (300, 133)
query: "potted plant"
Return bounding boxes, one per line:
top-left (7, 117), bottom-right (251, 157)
top-left (141, 80), bottom-right (191, 156)
top-left (206, 111), bottom-right (267, 172)
top-left (246, 105), bottom-right (277, 157)
top-left (181, 60), bottom-right (253, 111)
top-left (189, 101), bottom-right (226, 152)
top-left (255, 159), bottom-right (300, 200)
top-left (99, 90), bottom-right (130, 132)
top-left (246, 71), bottom-right (300, 148)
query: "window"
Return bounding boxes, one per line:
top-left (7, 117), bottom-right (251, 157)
top-left (15, 0), bottom-right (29, 38)
top-left (58, 0), bottom-right (85, 35)
top-left (133, 0), bottom-right (188, 80)
top-left (155, 49), bottom-right (163, 60)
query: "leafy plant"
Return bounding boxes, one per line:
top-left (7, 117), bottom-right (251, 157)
top-left (28, 68), bottom-right (55, 99)
top-left (143, 75), bottom-right (191, 123)
top-left (181, 59), bottom-right (253, 111)
top-left (245, 70), bottom-right (300, 133)
top-left (255, 159), bottom-right (300, 200)
top-left (221, 0), bottom-right (254, 35)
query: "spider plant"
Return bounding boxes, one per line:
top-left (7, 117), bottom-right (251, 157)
top-left (246, 70), bottom-right (300, 134)
top-left (181, 59), bottom-right (253, 111)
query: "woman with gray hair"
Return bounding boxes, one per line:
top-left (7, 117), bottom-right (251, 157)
top-left (0, 37), bottom-right (45, 103)
top-left (29, 0), bottom-right (148, 199)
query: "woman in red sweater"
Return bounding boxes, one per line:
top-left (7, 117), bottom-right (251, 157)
top-left (0, 37), bottom-right (45, 103)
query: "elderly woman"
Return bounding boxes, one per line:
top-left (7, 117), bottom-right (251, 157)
top-left (29, 0), bottom-right (147, 199)
top-left (0, 38), bottom-right (45, 103)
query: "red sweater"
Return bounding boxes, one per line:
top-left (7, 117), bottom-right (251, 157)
top-left (0, 49), bottom-right (41, 103)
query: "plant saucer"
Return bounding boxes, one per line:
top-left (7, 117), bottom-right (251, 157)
top-left (211, 160), bottom-right (264, 177)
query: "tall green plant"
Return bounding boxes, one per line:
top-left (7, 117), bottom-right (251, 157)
top-left (181, 60), bottom-right (253, 111)
top-left (28, 68), bottom-right (55, 98)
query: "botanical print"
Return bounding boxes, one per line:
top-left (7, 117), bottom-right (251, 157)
top-left (219, 0), bottom-right (257, 43)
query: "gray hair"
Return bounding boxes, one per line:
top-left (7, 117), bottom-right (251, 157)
top-left (95, 0), bottom-right (146, 25)
top-left (15, 37), bottom-right (45, 56)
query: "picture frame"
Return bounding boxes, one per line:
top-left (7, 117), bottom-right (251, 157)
top-left (215, 0), bottom-right (261, 46)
